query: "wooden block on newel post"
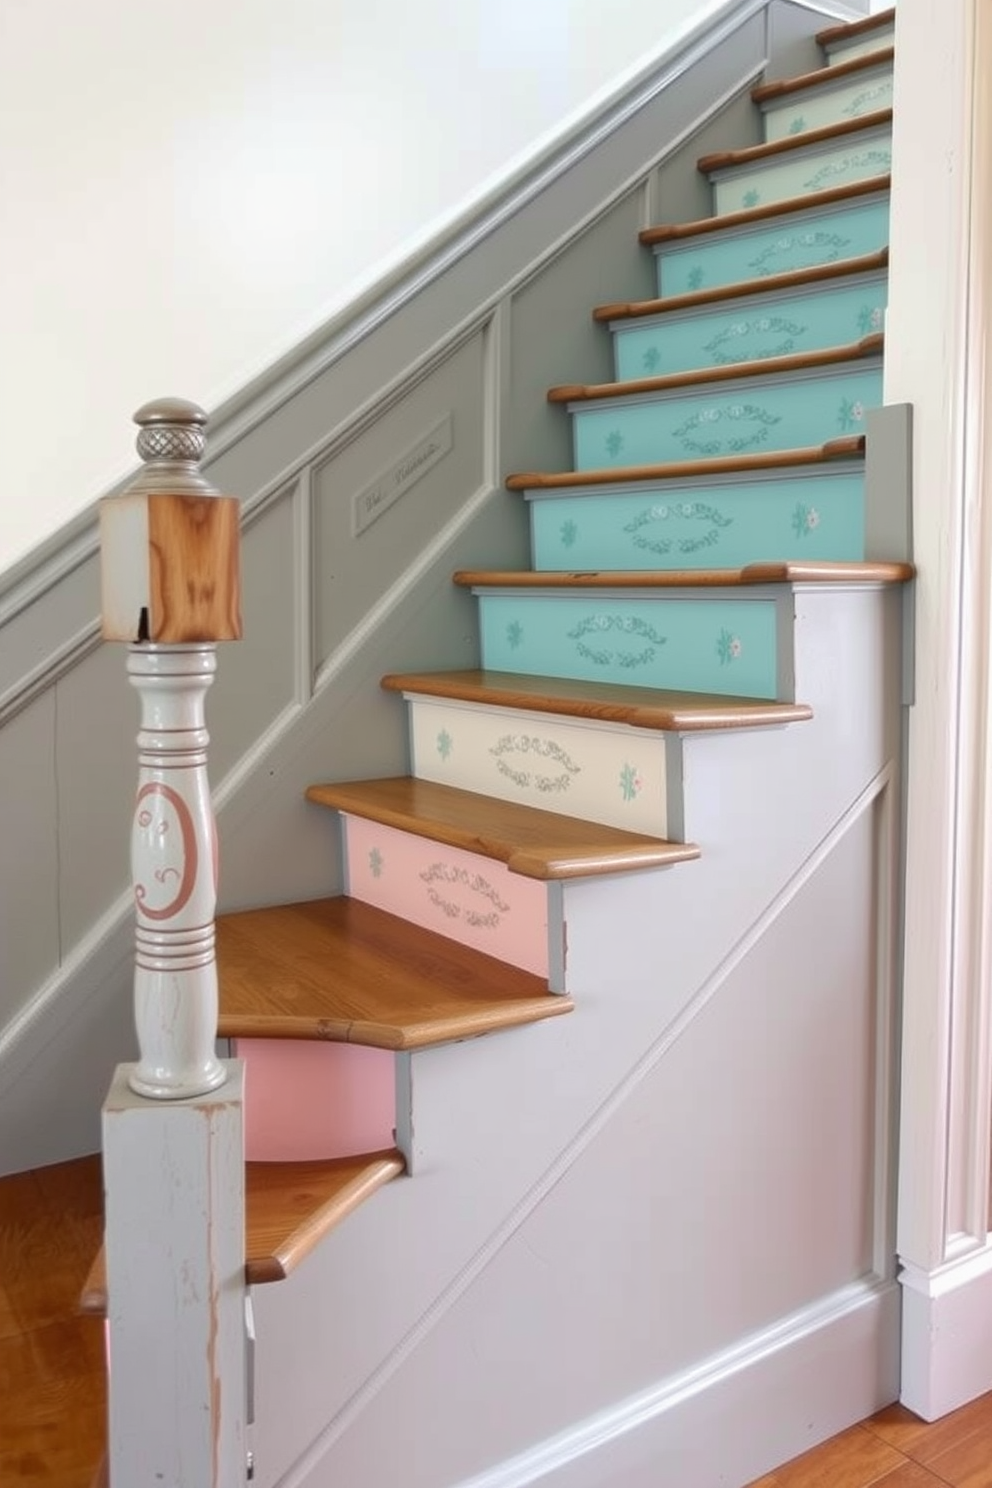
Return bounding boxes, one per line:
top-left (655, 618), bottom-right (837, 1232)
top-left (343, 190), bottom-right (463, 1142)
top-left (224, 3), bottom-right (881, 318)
top-left (100, 398), bottom-right (242, 1100)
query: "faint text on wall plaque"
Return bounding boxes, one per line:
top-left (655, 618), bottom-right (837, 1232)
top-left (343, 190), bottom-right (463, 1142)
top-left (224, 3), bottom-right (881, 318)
top-left (352, 414), bottom-right (453, 536)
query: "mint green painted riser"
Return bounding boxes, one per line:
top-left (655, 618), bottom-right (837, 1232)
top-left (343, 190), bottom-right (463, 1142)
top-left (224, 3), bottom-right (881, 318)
top-left (654, 193), bottom-right (889, 298)
top-left (710, 126), bottom-right (892, 216)
top-left (526, 463), bottom-right (865, 570)
top-left (823, 26), bottom-right (895, 67)
top-left (760, 66), bottom-right (893, 143)
top-left (475, 590), bottom-right (783, 699)
top-left (571, 360), bottom-right (882, 470)
top-left (612, 272), bottom-right (887, 380)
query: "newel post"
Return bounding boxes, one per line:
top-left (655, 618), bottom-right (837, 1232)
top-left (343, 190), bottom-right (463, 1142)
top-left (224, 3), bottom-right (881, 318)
top-left (100, 397), bottom-right (241, 1097)
top-left (99, 400), bottom-right (248, 1487)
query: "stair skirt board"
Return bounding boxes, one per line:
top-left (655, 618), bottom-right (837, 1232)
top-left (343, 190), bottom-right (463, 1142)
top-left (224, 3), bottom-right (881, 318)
top-left (758, 63), bottom-right (893, 143)
top-left (822, 26), bottom-right (896, 69)
top-left (343, 814), bottom-right (552, 977)
top-left (610, 270), bottom-right (887, 381)
top-left (406, 694), bottom-right (671, 837)
top-left (570, 360), bottom-right (883, 471)
top-left (525, 460), bottom-right (866, 571)
top-left (474, 589), bottom-right (790, 699)
top-left (708, 125), bottom-right (893, 216)
top-left (654, 191), bottom-right (890, 297)
top-left (235, 1039), bottom-right (396, 1163)
top-left (443, 1280), bottom-right (899, 1488)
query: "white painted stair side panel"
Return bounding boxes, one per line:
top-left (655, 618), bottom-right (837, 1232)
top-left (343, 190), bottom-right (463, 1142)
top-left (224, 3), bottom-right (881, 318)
top-left (407, 695), bottom-right (670, 837)
top-left (343, 814), bottom-right (551, 978)
top-left (250, 589), bottom-right (904, 1488)
top-left (302, 792), bottom-right (894, 1488)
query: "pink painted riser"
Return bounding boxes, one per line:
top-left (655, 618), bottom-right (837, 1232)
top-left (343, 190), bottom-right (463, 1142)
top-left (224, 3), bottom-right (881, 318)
top-left (235, 1039), bottom-right (395, 1162)
top-left (343, 815), bottom-right (550, 977)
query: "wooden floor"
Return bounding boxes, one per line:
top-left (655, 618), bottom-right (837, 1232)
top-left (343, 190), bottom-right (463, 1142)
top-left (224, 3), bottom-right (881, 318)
top-left (5, 1155), bottom-right (992, 1486)
top-left (746, 1397), bottom-right (992, 1486)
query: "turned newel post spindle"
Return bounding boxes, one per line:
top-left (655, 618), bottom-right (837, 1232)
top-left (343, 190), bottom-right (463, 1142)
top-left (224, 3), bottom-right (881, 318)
top-left (100, 398), bottom-right (242, 1099)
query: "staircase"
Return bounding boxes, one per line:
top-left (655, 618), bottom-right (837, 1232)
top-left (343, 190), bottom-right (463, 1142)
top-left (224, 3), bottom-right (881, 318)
top-left (5, 8), bottom-right (912, 1487)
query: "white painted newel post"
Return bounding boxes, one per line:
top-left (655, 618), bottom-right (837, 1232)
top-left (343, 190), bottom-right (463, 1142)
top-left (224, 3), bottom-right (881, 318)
top-left (99, 399), bottom-right (249, 1487)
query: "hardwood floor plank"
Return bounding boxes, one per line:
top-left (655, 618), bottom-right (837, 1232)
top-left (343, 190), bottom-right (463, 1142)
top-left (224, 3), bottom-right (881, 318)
top-left (744, 1425), bottom-right (906, 1486)
top-left (865, 1394), bottom-right (992, 1464)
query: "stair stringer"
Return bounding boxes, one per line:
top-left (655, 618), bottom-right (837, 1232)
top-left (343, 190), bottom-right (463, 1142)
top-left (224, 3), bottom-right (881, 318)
top-left (249, 584), bottom-right (905, 1488)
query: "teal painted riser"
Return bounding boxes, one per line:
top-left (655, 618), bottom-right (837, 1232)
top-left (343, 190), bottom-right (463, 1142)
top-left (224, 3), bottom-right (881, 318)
top-left (612, 272), bottom-right (887, 380)
top-left (527, 465), bottom-right (865, 571)
top-left (476, 592), bottom-right (781, 699)
top-left (760, 68), bottom-right (893, 143)
top-left (710, 128), bottom-right (893, 216)
top-left (571, 361), bottom-right (882, 470)
top-left (655, 194), bottom-right (889, 298)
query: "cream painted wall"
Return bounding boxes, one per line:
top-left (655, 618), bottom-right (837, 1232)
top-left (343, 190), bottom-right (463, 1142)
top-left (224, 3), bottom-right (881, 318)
top-left (0, 0), bottom-right (746, 577)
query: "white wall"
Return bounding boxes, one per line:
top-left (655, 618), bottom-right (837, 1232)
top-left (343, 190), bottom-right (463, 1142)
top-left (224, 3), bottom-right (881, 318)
top-left (0, 0), bottom-right (743, 578)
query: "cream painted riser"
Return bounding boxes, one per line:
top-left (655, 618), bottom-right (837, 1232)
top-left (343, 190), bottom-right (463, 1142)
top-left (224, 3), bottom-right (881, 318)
top-left (251, 583), bottom-right (905, 1488)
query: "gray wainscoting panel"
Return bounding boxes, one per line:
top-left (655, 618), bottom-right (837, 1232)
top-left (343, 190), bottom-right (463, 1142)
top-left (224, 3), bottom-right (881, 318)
top-left (55, 642), bottom-right (135, 953)
top-left (0, 552), bottom-right (99, 717)
top-left (0, 692), bottom-right (59, 1026)
top-left (209, 486), bottom-right (299, 785)
top-left (313, 329), bottom-right (488, 671)
top-left (651, 87), bottom-right (763, 227)
top-left (506, 192), bottom-right (651, 478)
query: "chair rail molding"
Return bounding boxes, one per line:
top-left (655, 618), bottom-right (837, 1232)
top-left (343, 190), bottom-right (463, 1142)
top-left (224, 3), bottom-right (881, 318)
top-left (885, 0), bottom-right (992, 1419)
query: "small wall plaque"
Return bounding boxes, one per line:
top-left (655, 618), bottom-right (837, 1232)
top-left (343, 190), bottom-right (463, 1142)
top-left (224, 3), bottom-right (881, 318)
top-left (352, 414), bottom-right (453, 536)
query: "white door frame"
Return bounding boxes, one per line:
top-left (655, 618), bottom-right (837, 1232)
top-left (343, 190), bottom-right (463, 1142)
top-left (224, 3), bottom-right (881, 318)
top-left (886, 0), bottom-right (992, 1419)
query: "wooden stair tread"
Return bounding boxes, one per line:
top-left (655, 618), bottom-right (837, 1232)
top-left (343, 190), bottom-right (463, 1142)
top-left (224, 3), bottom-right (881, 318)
top-left (547, 334), bottom-right (882, 403)
top-left (381, 669), bottom-right (813, 732)
top-left (217, 895), bottom-right (574, 1039)
top-left (454, 560), bottom-right (914, 588)
top-left (307, 779), bottom-right (698, 880)
top-left (505, 437), bottom-right (864, 491)
top-left (639, 175), bottom-right (889, 246)
top-left (816, 7), bottom-right (895, 48)
top-left (697, 108), bottom-right (892, 176)
top-left (593, 250), bottom-right (888, 323)
top-left (79, 1149), bottom-right (406, 1314)
top-left (752, 46), bottom-right (894, 105)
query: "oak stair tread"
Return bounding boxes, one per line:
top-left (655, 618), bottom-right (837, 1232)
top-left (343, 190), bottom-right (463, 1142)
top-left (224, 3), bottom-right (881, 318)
top-left (454, 560), bottom-right (914, 588)
top-left (381, 669), bottom-right (813, 732)
top-left (639, 175), bottom-right (889, 246)
top-left (592, 250), bottom-right (888, 323)
top-left (79, 1149), bottom-right (407, 1315)
top-left (547, 333), bottom-right (882, 403)
top-left (751, 45), bottom-right (894, 105)
top-left (505, 437), bottom-right (864, 491)
top-left (307, 778), bottom-right (698, 880)
top-left (816, 6), bottom-right (895, 49)
top-left (218, 894), bottom-right (572, 1041)
top-left (697, 108), bottom-right (891, 176)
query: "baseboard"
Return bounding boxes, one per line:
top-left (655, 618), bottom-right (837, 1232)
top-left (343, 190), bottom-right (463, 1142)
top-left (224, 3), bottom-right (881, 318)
top-left (451, 1279), bottom-right (900, 1488)
top-left (901, 1242), bottom-right (992, 1420)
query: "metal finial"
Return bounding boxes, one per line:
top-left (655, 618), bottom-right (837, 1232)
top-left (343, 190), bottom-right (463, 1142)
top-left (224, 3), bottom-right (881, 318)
top-left (127, 397), bottom-right (219, 496)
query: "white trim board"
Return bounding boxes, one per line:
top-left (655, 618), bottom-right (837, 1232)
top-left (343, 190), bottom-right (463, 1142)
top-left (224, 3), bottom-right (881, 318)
top-left (901, 1243), bottom-right (992, 1420)
top-left (444, 1282), bottom-right (899, 1488)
